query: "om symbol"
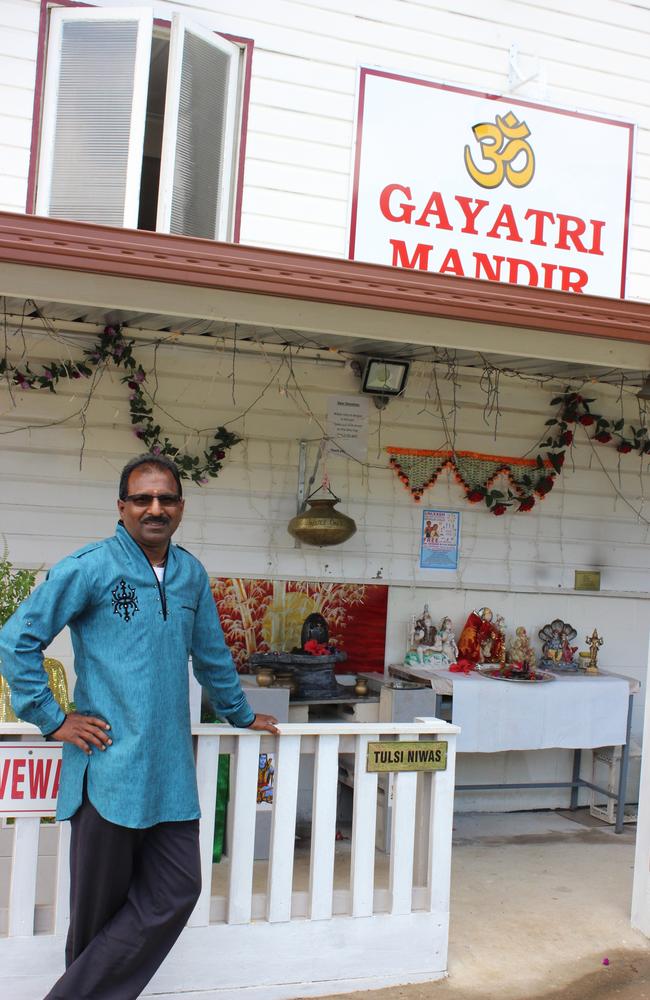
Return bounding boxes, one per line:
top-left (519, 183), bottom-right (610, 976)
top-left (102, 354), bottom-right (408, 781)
top-left (111, 580), bottom-right (139, 622)
top-left (464, 110), bottom-right (535, 189)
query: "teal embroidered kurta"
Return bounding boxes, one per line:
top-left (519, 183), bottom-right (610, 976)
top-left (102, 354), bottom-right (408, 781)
top-left (0, 523), bottom-right (255, 828)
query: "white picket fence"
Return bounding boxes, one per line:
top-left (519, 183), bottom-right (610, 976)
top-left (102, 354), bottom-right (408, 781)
top-left (0, 718), bottom-right (459, 999)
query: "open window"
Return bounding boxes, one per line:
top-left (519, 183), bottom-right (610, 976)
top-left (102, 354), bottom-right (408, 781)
top-left (35, 6), bottom-right (244, 240)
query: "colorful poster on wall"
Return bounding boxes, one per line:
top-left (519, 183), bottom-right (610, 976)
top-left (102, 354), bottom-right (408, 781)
top-left (257, 753), bottom-right (274, 808)
top-left (211, 578), bottom-right (388, 673)
top-left (420, 509), bottom-right (460, 570)
top-left (349, 68), bottom-right (634, 298)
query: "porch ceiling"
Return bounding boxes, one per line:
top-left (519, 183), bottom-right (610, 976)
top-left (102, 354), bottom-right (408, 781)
top-left (2, 294), bottom-right (648, 388)
top-left (1, 211), bottom-right (650, 386)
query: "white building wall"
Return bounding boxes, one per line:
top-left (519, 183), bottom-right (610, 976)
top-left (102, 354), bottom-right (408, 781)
top-left (0, 0), bottom-right (648, 298)
top-left (1, 329), bottom-right (648, 807)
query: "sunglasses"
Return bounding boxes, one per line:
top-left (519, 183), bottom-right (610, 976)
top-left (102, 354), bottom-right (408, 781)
top-left (124, 493), bottom-right (182, 509)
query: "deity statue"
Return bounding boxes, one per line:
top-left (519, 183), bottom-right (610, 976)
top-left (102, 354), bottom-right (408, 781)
top-left (490, 614), bottom-right (507, 664)
top-left (538, 619), bottom-right (578, 671)
top-left (507, 626), bottom-right (536, 669)
top-left (458, 607), bottom-right (501, 665)
top-left (300, 612), bottom-right (329, 649)
top-left (405, 604), bottom-right (449, 668)
top-left (583, 628), bottom-right (604, 674)
top-left (438, 617), bottom-right (459, 664)
top-left (415, 604), bottom-right (437, 646)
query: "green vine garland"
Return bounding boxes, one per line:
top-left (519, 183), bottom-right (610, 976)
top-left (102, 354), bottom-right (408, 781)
top-left (467, 389), bottom-right (648, 515)
top-left (0, 325), bottom-right (241, 484)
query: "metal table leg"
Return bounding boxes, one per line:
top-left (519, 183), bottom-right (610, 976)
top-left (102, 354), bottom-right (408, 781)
top-left (615, 694), bottom-right (634, 834)
top-left (570, 749), bottom-right (582, 809)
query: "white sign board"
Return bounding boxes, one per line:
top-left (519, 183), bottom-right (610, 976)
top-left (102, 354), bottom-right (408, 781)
top-left (327, 395), bottom-right (369, 461)
top-left (349, 69), bottom-right (634, 298)
top-left (0, 743), bottom-right (61, 816)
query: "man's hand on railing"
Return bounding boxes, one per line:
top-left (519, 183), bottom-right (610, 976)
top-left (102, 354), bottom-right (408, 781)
top-left (50, 713), bottom-right (112, 755)
top-left (246, 713), bottom-right (280, 735)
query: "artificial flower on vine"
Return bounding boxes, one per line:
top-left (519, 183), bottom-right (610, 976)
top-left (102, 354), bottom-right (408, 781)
top-left (542, 390), bottom-right (648, 457)
top-left (0, 325), bottom-right (241, 484)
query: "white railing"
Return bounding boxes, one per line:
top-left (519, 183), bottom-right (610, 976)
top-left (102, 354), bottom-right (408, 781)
top-left (0, 718), bottom-right (459, 1000)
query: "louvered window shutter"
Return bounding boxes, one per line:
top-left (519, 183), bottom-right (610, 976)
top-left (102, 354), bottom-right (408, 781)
top-left (36, 7), bottom-right (152, 228)
top-left (157, 16), bottom-right (241, 241)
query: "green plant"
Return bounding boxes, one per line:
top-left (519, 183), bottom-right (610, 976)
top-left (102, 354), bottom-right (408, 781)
top-left (0, 548), bottom-right (36, 628)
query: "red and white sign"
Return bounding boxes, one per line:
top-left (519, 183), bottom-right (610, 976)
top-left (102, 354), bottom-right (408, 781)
top-left (349, 69), bottom-right (635, 298)
top-left (0, 743), bottom-right (61, 816)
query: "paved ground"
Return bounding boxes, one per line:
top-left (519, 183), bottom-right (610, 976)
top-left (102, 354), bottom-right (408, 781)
top-left (308, 809), bottom-right (650, 1000)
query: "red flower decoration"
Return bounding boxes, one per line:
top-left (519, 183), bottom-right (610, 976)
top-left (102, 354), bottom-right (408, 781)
top-left (466, 489), bottom-right (484, 503)
top-left (561, 430), bottom-right (574, 445)
top-left (303, 639), bottom-right (329, 656)
top-left (594, 432), bottom-right (611, 443)
top-left (492, 503), bottom-right (507, 516)
top-left (617, 442), bottom-right (632, 453)
top-left (579, 414), bottom-right (595, 425)
top-left (517, 496), bottom-right (535, 512)
top-left (536, 476), bottom-right (555, 495)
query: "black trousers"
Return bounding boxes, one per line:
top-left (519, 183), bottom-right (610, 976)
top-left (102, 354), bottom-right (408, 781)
top-left (44, 792), bottom-right (201, 1000)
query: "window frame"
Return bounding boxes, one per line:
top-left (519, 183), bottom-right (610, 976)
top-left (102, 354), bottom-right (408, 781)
top-left (156, 13), bottom-right (241, 241)
top-left (26, 0), bottom-right (254, 243)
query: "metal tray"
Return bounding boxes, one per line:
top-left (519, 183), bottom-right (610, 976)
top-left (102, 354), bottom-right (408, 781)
top-left (476, 665), bottom-right (556, 683)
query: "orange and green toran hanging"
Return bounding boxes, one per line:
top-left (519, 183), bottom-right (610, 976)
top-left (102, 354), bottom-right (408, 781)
top-left (386, 388), bottom-right (650, 515)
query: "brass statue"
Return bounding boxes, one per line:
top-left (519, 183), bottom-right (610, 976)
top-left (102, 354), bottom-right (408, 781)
top-left (584, 629), bottom-right (604, 675)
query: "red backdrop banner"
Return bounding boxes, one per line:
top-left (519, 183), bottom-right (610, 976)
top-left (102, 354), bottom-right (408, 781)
top-left (211, 578), bottom-right (388, 674)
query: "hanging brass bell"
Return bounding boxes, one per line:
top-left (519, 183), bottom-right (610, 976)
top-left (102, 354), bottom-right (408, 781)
top-left (288, 497), bottom-right (356, 547)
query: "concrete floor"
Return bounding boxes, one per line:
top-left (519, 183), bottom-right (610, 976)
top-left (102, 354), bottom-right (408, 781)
top-left (308, 809), bottom-right (650, 1000)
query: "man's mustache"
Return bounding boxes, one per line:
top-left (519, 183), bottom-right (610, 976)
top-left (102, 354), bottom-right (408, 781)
top-left (142, 516), bottom-right (170, 525)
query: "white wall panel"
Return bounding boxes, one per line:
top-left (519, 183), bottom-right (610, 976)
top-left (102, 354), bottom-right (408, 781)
top-left (0, 0), bottom-right (38, 209)
top-left (1, 0), bottom-right (648, 287)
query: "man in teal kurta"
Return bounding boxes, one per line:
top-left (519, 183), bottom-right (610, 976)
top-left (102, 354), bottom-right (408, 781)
top-left (0, 454), bottom-right (278, 999)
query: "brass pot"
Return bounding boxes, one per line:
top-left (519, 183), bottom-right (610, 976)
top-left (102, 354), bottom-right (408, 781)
top-left (288, 498), bottom-right (356, 547)
top-left (354, 676), bottom-right (369, 697)
top-left (256, 667), bottom-right (275, 688)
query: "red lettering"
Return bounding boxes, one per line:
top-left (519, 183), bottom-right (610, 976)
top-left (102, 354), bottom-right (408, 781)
top-left (559, 266), bottom-right (588, 293)
top-left (439, 248), bottom-right (464, 276)
top-left (414, 191), bottom-right (453, 230)
top-left (541, 262), bottom-right (558, 288)
top-left (455, 196), bottom-right (490, 234)
top-left (0, 758), bottom-right (10, 798)
top-left (524, 208), bottom-right (555, 246)
top-left (28, 758), bottom-right (53, 799)
top-left (52, 759), bottom-right (62, 799)
top-left (589, 219), bottom-right (606, 255)
top-left (11, 759), bottom-right (26, 799)
top-left (389, 239), bottom-right (433, 270)
top-left (379, 184), bottom-right (414, 223)
top-left (474, 253), bottom-right (505, 282)
top-left (486, 204), bottom-right (523, 242)
top-left (555, 214), bottom-right (588, 252)
top-left (507, 258), bottom-right (538, 286)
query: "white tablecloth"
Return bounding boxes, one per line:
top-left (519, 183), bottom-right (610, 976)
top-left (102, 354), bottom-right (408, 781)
top-left (434, 670), bottom-right (631, 753)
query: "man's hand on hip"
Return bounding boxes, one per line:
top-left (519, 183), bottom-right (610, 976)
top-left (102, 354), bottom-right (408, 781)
top-left (247, 713), bottom-right (280, 735)
top-left (51, 713), bottom-right (112, 755)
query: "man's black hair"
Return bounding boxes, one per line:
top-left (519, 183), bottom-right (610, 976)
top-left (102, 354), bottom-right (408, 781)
top-left (118, 454), bottom-right (183, 500)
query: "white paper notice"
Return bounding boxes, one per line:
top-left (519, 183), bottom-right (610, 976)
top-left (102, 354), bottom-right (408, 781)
top-left (327, 395), bottom-right (369, 462)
